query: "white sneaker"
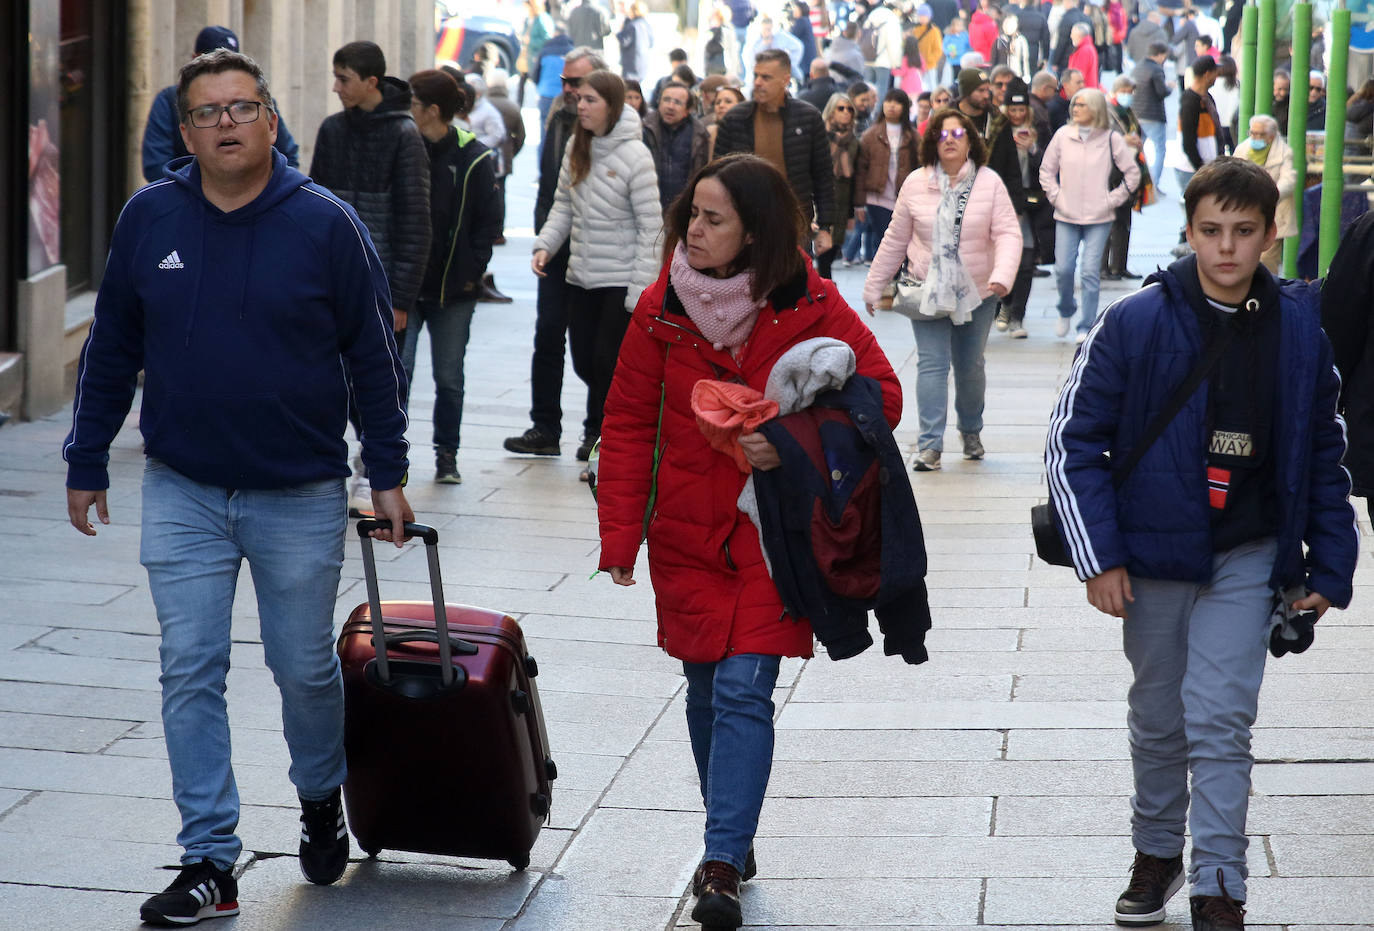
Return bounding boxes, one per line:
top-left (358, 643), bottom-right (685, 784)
top-left (910, 448), bottom-right (942, 471)
top-left (1075, 331), bottom-right (1088, 345)
top-left (347, 474), bottom-right (373, 518)
top-left (1055, 316), bottom-right (1072, 338)
top-left (1009, 326), bottom-right (1029, 339)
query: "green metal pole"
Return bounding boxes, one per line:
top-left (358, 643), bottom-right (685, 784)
top-left (1284, 2), bottom-right (1312, 277)
top-left (1240, 2), bottom-right (1258, 134)
top-left (1319, 5), bottom-right (1351, 275)
top-left (1256, 0), bottom-right (1276, 116)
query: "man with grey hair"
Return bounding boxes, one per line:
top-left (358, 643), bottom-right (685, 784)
top-left (65, 48), bottom-right (413, 925)
top-left (505, 46), bottom-right (608, 458)
top-left (1245, 113), bottom-right (1297, 272)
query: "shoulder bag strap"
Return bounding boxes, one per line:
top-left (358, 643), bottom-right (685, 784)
top-left (1110, 323), bottom-right (1234, 489)
top-left (950, 172), bottom-right (976, 252)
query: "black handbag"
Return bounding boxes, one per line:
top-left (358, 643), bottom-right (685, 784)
top-left (1034, 325), bottom-right (1235, 568)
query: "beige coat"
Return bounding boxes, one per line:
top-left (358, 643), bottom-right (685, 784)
top-left (1260, 136), bottom-right (1299, 239)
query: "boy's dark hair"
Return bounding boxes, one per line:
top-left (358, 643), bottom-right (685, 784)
top-left (756, 48), bottom-right (792, 74)
top-left (1192, 54), bottom-right (1217, 76)
top-left (177, 50), bottom-right (272, 123)
top-left (1148, 41), bottom-right (1170, 57)
top-left (409, 69), bottom-right (464, 123)
top-left (1184, 157), bottom-right (1279, 230)
top-left (672, 63), bottom-right (697, 86)
top-left (669, 47), bottom-right (688, 63)
top-left (661, 154), bottom-right (805, 301)
top-left (917, 90), bottom-right (932, 102)
top-left (919, 107), bottom-right (988, 167)
top-left (847, 81), bottom-right (871, 98)
top-left (334, 41), bottom-right (386, 81)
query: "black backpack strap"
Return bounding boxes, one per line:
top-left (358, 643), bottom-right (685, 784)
top-left (1110, 324), bottom-right (1235, 489)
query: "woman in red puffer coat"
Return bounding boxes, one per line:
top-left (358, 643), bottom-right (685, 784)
top-left (597, 155), bottom-right (900, 931)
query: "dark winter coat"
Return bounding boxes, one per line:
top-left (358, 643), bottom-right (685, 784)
top-left (597, 257), bottom-right (901, 663)
top-left (536, 103), bottom-right (578, 235)
top-left (753, 375), bottom-right (931, 663)
top-left (1131, 58), bottom-right (1170, 124)
top-left (798, 75), bottom-right (843, 112)
top-left (420, 128), bottom-right (501, 305)
top-left (1320, 210), bottom-right (1374, 497)
top-left (642, 112), bottom-right (711, 210)
top-left (1047, 261), bottom-right (1356, 607)
top-left (309, 77), bottom-right (431, 313)
top-left (714, 96), bottom-right (836, 226)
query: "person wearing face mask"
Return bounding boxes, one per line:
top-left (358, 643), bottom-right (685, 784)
top-left (1101, 75), bottom-right (1148, 281)
top-left (1243, 115), bottom-right (1296, 274)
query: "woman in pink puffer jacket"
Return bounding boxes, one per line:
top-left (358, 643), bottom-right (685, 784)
top-left (862, 107), bottom-right (1021, 473)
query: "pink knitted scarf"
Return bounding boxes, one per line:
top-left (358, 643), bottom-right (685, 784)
top-left (669, 243), bottom-right (765, 351)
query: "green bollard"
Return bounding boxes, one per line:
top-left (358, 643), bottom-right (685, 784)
top-left (1240, 2), bottom-right (1258, 135)
top-left (1319, 6), bottom-right (1351, 275)
top-left (1257, 0), bottom-right (1276, 116)
top-left (1285, 2), bottom-right (1313, 277)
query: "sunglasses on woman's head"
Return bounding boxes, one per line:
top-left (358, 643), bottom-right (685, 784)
top-left (939, 127), bottom-right (967, 140)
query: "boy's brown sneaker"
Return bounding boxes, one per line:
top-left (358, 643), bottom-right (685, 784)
top-left (690, 860), bottom-right (742, 929)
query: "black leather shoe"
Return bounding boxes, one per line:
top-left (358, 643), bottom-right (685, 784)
top-left (1119, 269), bottom-right (1143, 279)
top-left (480, 273), bottom-right (513, 303)
top-left (691, 860), bottom-right (742, 928)
top-left (1032, 267), bottom-right (1052, 278)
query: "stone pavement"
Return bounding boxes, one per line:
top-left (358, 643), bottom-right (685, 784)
top-left (2, 133), bottom-right (1373, 931)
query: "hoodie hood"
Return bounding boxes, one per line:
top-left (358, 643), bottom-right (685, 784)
top-left (345, 76), bottom-right (414, 126)
top-left (163, 147), bottom-right (310, 220)
top-left (596, 104), bottom-right (646, 153)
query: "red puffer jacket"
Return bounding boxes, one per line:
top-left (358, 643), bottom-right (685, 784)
top-left (597, 255), bottom-right (902, 664)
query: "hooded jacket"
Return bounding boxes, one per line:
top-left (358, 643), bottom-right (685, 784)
top-left (309, 76), bottom-right (431, 313)
top-left (532, 106), bottom-right (662, 309)
top-left (1046, 260), bottom-right (1356, 607)
top-left (64, 150), bottom-right (409, 492)
top-left (597, 256), bottom-right (901, 663)
top-left (421, 127), bottom-right (501, 305)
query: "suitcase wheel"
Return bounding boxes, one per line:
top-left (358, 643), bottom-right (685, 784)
top-left (511, 689), bottom-right (531, 715)
top-left (508, 853), bottom-right (530, 871)
top-left (530, 792), bottom-right (550, 818)
top-left (544, 757), bottom-right (558, 781)
top-left (523, 654), bottom-right (539, 678)
top-left (362, 845), bottom-right (381, 858)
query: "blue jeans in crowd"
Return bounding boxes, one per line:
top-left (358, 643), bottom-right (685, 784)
top-left (863, 204), bottom-right (893, 262)
top-left (909, 294), bottom-right (997, 452)
top-left (1123, 537), bottom-right (1278, 901)
top-left (682, 653), bottom-right (782, 872)
top-left (1054, 220), bottom-right (1113, 334)
top-left (140, 458), bottom-right (348, 870)
top-left (1138, 119), bottom-right (1167, 190)
top-left (402, 297), bottom-right (477, 453)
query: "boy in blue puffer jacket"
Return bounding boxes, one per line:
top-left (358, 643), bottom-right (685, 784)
top-left (1045, 158), bottom-right (1357, 931)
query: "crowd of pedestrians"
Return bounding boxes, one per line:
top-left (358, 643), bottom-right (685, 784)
top-left (59, 4), bottom-right (1374, 930)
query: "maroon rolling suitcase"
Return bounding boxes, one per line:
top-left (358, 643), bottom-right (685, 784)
top-left (336, 520), bottom-right (556, 869)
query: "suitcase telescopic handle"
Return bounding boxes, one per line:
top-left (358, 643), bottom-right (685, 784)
top-left (355, 520), bottom-right (476, 687)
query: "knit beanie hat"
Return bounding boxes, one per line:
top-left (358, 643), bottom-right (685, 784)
top-left (1004, 77), bottom-right (1030, 107)
top-left (958, 67), bottom-right (990, 99)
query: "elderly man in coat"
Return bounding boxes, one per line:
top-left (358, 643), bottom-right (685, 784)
top-left (1245, 114), bottom-right (1297, 273)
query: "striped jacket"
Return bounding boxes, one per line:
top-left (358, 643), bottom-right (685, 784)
top-left (1044, 262), bottom-right (1357, 607)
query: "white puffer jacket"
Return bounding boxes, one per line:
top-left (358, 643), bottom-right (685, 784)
top-left (533, 106), bottom-right (663, 310)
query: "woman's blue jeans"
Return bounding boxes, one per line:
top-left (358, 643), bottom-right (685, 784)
top-left (909, 295), bottom-right (998, 452)
top-left (682, 653), bottom-right (782, 872)
top-left (140, 459), bottom-right (348, 870)
top-left (864, 204), bottom-right (894, 262)
top-left (1054, 220), bottom-right (1113, 333)
top-left (402, 297), bottom-right (477, 452)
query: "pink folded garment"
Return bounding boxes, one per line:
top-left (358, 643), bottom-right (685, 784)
top-left (690, 379), bottom-right (780, 473)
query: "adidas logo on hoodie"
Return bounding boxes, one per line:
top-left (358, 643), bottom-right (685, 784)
top-left (158, 250), bottom-right (185, 270)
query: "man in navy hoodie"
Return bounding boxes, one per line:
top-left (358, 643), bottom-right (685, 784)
top-left (63, 50), bottom-right (414, 927)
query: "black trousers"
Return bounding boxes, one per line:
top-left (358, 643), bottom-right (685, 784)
top-left (1102, 203), bottom-right (1134, 276)
top-left (565, 283), bottom-right (630, 441)
top-left (1004, 247), bottom-right (1036, 325)
top-left (530, 248), bottom-right (575, 437)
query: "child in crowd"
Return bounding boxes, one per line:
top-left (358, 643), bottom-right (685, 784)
top-left (1045, 157), bottom-right (1357, 931)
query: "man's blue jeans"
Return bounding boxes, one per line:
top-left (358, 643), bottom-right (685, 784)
top-left (682, 653), bottom-right (782, 872)
top-left (402, 297), bottom-right (477, 452)
top-left (909, 295), bottom-right (997, 452)
top-left (1055, 220), bottom-right (1113, 334)
top-left (1123, 537), bottom-right (1277, 901)
top-left (140, 459), bottom-right (348, 870)
top-left (864, 204), bottom-right (894, 262)
top-left (1138, 119), bottom-right (1167, 189)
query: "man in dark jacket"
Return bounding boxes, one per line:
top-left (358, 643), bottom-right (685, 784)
top-left (1048, 158), bottom-right (1355, 931)
top-left (65, 49), bottom-right (414, 925)
top-left (567, 0), bottom-right (610, 49)
top-left (1126, 9), bottom-right (1168, 65)
top-left (798, 58), bottom-right (842, 111)
top-left (1052, 0), bottom-right (1091, 71)
top-left (1015, 0), bottom-right (1052, 70)
top-left (504, 47), bottom-right (608, 459)
top-left (402, 70), bottom-right (502, 485)
top-left (715, 49), bottom-right (835, 250)
top-left (1320, 208), bottom-right (1374, 522)
top-left (1132, 41), bottom-right (1173, 190)
top-left (141, 25), bottom-right (299, 182)
top-left (310, 40), bottom-right (431, 513)
top-left (642, 81), bottom-right (710, 210)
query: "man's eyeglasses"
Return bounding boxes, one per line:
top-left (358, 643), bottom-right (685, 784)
top-left (939, 127), bottom-right (968, 140)
top-left (188, 100), bottom-right (269, 129)
top-left (561, 74), bottom-right (583, 87)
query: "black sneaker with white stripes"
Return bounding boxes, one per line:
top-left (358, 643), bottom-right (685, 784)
top-left (299, 787), bottom-right (349, 885)
top-left (139, 859), bottom-right (239, 926)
